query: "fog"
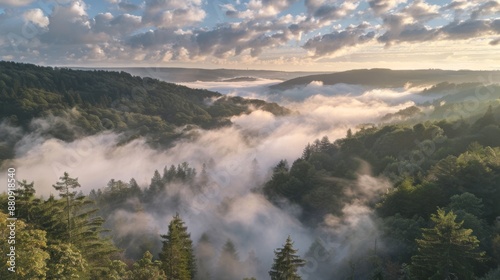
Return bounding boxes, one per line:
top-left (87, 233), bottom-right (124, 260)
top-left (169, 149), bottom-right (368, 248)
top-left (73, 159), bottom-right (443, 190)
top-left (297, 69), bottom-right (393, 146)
top-left (0, 79), bottom-right (446, 279)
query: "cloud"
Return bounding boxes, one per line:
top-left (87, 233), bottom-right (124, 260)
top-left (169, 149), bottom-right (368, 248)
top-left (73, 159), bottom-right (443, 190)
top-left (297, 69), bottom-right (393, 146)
top-left (303, 23), bottom-right (375, 57)
top-left (378, 13), bottom-right (438, 45)
top-left (441, 19), bottom-right (499, 40)
top-left (118, 1), bottom-right (141, 12)
top-left (0, 0), bottom-right (35, 7)
top-left (23, 9), bottom-right (49, 28)
top-left (231, 0), bottom-right (299, 19)
top-left (0, 0), bottom-right (499, 67)
top-left (305, 0), bottom-right (360, 24)
top-left (40, 1), bottom-right (103, 45)
top-left (368, 0), bottom-right (407, 16)
top-left (400, 0), bottom-right (440, 22)
top-left (141, 0), bottom-right (206, 28)
top-left (94, 12), bottom-right (142, 36)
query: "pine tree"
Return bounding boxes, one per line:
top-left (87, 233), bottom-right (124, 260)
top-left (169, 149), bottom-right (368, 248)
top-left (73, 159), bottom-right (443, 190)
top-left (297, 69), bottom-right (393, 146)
top-left (269, 236), bottom-right (306, 280)
top-left (16, 180), bottom-right (36, 221)
top-left (216, 239), bottom-right (241, 280)
top-left (195, 233), bottom-right (216, 280)
top-left (159, 214), bottom-right (196, 280)
top-left (411, 209), bottom-right (485, 279)
top-left (52, 172), bottom-right (81, 243)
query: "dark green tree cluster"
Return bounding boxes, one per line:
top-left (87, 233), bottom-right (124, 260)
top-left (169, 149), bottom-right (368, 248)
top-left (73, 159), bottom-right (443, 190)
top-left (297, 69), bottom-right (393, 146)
top-left (0, 173), bottom-right (119, 279)
top-left (0, 60), bottom-right (290, 161)
top-left (264, 106), bottom-right (500, 278)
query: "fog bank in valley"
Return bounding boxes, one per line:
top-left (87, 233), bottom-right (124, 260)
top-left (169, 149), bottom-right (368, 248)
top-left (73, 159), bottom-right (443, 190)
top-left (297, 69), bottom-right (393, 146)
top-left (0, 79), bottom-right (443, 279)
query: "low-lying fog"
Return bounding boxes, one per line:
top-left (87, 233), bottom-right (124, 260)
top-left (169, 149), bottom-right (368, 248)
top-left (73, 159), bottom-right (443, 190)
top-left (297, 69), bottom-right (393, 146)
top-left (1, 78), bottom-right (443, 279)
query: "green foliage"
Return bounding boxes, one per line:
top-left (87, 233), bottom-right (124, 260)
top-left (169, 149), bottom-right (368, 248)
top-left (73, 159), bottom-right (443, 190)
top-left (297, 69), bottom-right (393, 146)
top-left (411, 209), bottom-right (485, 279)
top-left (159, 214), bottom-right (196, 280)
top-left (0, 212), bottom-right (49, 280)
top-left (128, 251), bottom-right (166, 280)
top-left (269, 236), bottom-right (306, 280)
top-left (0, 61), bottom-right (290, 148)
top-left (52, 172), bottom-right (81, 242)
top-left (46, 243), bottom-right (88, 279)
top-left (447, 192), bottom-right (484, 217)
top-left (479, 267), bottom-right (500, 280)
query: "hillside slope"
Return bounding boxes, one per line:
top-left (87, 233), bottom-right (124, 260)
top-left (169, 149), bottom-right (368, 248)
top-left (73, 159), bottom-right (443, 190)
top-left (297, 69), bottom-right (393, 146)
top-left (270, 68), bottom-right (500, 90)
top-left (0, 61), bottom-right (290, 159)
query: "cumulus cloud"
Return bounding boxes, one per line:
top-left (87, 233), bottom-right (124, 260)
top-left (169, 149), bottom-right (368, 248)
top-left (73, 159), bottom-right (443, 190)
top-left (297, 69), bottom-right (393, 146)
top-left (368, 0), bottom-right (407, 16)
top-left (22, 9), bottom-right (49, 28)
top-left (305, 0), bottom-right (360, 24)
top-left (41, 1), bottom-right (103, 45)
top-left (400, 0), bottom-right (440, 22)
top-left (0, 0), bottom-right (499, 67)
top-left (141, 0), bottom-right (206, 28)
top-left (303, 23), bottom-right (375, 57)
top-left (226, 0), bottom-right (299, 19)
top-left (117, 1), bottom-right (141, 12)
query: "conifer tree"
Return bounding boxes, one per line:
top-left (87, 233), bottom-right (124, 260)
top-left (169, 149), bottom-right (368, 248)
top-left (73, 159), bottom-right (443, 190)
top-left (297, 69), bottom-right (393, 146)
top-left (52, 172), bottom-right (81, 242)
top-left (216, 239), bottom-right (241, 280)
top-left (269, 236), bottom-right (306, 280)
top-left (129, 251), bottom-right (166, 280)
top-left (160, 214), bottom-right (196, 280)
top-left (16, 180), bottom-right (36, 221)
top-left (195, 233), bottom-right (216, 280)
top-left (411, 209), bottom-right (485, 279)
top-left (46, 243), bottom-right (88, 279)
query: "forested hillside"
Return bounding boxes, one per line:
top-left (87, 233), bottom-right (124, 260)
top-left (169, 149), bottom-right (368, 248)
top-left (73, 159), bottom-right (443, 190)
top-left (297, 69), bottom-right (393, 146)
top-left (263, 106), bottom-right (500, 279)
top-left (0, 61), bottom-right (289, 154)
top-left (3, 106), bottom-right (499, 279)
top-left (271, 68), bottom-right (500, 90)
top-left (1, 61), bottom-right (500, 279)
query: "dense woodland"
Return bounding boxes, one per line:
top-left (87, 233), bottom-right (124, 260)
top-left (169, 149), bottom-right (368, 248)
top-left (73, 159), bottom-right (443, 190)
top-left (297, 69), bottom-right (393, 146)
top-left (1, 61), bottom-right (500, 279)
top-left (0, 61), bottom-right (289, 160)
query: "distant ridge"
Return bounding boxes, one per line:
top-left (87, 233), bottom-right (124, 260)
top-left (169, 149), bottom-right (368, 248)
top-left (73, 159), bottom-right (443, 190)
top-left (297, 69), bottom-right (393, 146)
top-left (270, 68), bottom-right (500, 90)
top-left (75, 67), bottom-right (329, 83)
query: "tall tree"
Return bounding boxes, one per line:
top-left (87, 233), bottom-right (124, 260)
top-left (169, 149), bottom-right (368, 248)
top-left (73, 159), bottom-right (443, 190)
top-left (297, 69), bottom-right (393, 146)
top-left (16, 180), bottom-right (36, 221)
top-left (52, 172), bottom-right (81, 242)
top-left (411, 209), bottom-right (485, 279)
top-left (215, 239), bottom-right (241, 280)
top-left (269, 236), bottom-right (306, 280)
top-left (195, 233), bottom-right (216, 280)
top-left (159, 214), bottom-right (196, 280)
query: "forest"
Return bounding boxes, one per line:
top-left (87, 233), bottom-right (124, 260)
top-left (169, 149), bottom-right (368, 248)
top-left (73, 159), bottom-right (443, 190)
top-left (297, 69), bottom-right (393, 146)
top-left (1, 61), bottom-right (500, 279)
top-left (0, 61), bottom-right (289, 160)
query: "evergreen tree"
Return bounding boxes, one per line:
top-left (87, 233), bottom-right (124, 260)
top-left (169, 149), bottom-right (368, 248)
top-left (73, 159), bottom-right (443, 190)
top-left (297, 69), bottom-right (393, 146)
top-left (129, 251), bottom-right (166, 280)
top-left (195, 233), bottom-right (216, 280)
top-left (16, 180), bottom-right (36, 221)
top-left (411, 209), bottom-right (485, 279)
top-left (46, 243), bottom-right (88, 279)
top-left (159, 214), bottom-right (196, 280)
top-left (269, 236), bottom-right (306, 280)
top-left (0, 212), bottom-right (49, 280)
top-left (52, 172), bottom-right (81, 242)
top-left (151, 169), bottom-right (164, 193)
top-left (216, 239), bottom-right (241, 280)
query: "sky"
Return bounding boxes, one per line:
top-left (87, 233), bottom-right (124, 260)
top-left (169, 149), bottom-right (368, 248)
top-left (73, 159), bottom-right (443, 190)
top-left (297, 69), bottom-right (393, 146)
top-left (0, 0), bottom-right (499, 71)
